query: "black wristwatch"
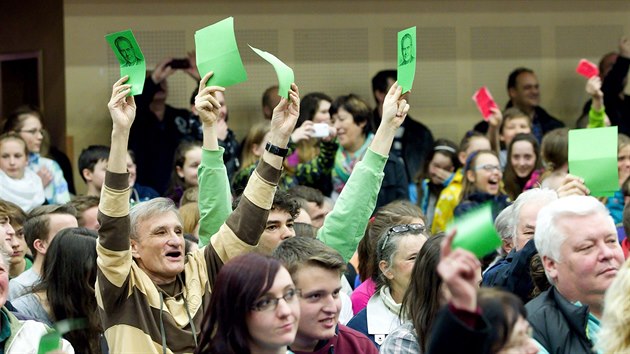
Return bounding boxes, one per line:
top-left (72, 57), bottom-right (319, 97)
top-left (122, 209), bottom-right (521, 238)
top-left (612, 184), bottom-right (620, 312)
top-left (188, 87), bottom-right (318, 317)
top-left (265, 142), bottom-right (289, 157)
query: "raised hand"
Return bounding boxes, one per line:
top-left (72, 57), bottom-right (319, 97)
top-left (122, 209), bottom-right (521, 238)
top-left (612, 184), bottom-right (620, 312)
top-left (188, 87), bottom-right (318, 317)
top-left (185, 51), bottom-right (201, 81)
top-left (437, 229), bottom-right (481, 312)
top-left (107, 76), bottom-right (136, 131)
top-left (194, 72), bottom-right (226, 127)
top-left (556, 174), bottom-right (589, 198)
top-left (586, 76), bottom-right (604, 100)
top-left (37, 166), bottom-right (53, 188)
top-left (381, 81), bottom-right (410, 130)
top-left (488, 107), bottom-right (503, 128)
top-left (270, 83), bottom-right (300, 145)
top-left (151, 58), bottom-right (175, 84)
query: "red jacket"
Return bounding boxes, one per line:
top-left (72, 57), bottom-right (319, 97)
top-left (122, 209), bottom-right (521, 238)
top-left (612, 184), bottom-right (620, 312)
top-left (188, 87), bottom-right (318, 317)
top-left (291, 325), bottom-right (378, 354)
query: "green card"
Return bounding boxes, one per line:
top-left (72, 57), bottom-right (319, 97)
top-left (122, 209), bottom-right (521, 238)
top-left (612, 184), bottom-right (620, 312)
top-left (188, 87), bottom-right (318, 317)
top-left (569, 126), bottom-right (619, 197)
top-left (249, 45), bottom-right (294, 98)
top-left (105, 30), bottom-right (146, 96)
top-left (397, 26), bottom-right (416, 94)
top-left (195, 17), bottom-right (248, 88)
top-left (38, 332), bottom-right (62, 354)
top-left (448, 203), bottom-right (502, 259)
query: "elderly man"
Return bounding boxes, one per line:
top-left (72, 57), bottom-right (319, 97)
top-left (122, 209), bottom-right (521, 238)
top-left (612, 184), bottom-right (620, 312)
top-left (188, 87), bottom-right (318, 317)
top-left (526, 196), bottom-right (625, 354)
top-left (97, 73), bottom-right (300, 353)
top-left (482, 188), bottom-right (557, 302)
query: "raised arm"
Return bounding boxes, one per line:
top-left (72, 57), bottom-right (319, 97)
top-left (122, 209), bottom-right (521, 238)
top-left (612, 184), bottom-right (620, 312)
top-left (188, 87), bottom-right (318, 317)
top-left (194, 73), bottom-right (232, 246)
top-left (317, 82), bottom-right (409, 262)
top-left (585, 76), bottom-right (610, 128)
top-left (207, 83), bottom-right (300, 264)
top-left (96, 76), bottom-right (137, 309)
top-left (486, 108), bottom-right (502, 154)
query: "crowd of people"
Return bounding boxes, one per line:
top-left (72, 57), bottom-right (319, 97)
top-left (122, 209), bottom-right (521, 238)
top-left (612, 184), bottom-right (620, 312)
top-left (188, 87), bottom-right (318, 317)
top-left (1, 34), bottom-right (630, 354)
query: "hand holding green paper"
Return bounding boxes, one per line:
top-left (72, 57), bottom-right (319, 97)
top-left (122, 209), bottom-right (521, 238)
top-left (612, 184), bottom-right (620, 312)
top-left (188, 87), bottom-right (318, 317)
top-left (568, 126), bottom-right (618, 197)
top-left (249, 45), bottom-right (294, 99)
top-left (447, 203), bottom-right (502, 258)
top-left (397, 26), bottom-right (416, 94)
top-left (105, 30), bottom-right (146, 95)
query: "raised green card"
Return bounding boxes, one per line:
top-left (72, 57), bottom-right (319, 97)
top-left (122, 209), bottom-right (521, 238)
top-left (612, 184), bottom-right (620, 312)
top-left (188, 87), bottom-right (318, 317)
top-left (397, 26), bottom-right (416, 94)
top-left (105, 29), bottom-right (146, 95)
top-left (249, 45), bottom-right (294, 98)
top-left (569, 126), bottom-right (619, 197)
top-left (195, 17), bottom-right (247, 88)
top-left (448, 203), bottom-right (502, 259)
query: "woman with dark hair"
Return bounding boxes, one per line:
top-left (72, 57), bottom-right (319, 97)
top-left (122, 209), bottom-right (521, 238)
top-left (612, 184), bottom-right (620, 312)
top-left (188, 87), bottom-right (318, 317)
top-left (164, 140), bottom-right (202, 205)
top-left (331, 94), bottom-right (408, 208)
top-left (11, 227), bottom-right (102, 354)
top-left (196, 252), bottom-right (300, 354)
top-left (379, 234), bottom-right (450, 353)
top-left (347, 223), bottom-right (428, 349)
top-left (412, 139), bottom-right (460, 228)
top-left (503, 133), bottom-right (543, 201)
top-left (286, 92), bottom-right (338, 196)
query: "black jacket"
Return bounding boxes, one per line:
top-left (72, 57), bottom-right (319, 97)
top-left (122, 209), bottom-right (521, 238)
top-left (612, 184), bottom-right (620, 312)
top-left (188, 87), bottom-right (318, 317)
top-left (482, 239), bottom-right (537, 303)
top-left (602, 55), bottom-right (630, 135)
top-left (427, 306), bottom-right (492, 354)
top-left (526, 287), bottom-right (595, 354)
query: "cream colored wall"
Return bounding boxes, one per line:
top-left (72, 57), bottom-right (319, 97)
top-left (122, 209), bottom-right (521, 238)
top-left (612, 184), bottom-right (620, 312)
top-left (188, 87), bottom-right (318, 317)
top-left (64, 0), bottom-right (630, 194)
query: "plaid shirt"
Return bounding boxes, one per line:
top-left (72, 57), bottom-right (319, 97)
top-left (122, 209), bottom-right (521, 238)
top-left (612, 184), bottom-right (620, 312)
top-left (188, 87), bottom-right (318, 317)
top-left (380, 322), bottom-right (421, 354)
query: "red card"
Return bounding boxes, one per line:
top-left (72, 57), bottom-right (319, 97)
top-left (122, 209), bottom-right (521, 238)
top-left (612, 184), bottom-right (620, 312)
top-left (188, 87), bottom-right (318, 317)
top-left (576, 59), bottom-right (599, 78)
top-left (472, 86), bottom-right (498, 121)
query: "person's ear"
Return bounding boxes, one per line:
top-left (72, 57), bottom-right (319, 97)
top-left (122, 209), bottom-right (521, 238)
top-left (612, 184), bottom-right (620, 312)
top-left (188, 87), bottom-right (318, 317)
top-left (251, 143), bottom-right (262, 157)
top-left (508, 87), bottom-right (518, 100)
top-left (358, 120), bottom-right (368, 130)
top-left (33, 238), bottom-right (47, 255)
top-left (82, 168), bottom-right (93, 183)
top-left (130, 239), bottom-right (141, 259)
top-left (378, 260), bottom-right (394, 280)
top-left (176, 165), bottom-right (185, 179)
top-left (458, 151), bottom-right (467, 166)
top-left (502, 239), bottom-right (513, 255)
top-left (541, 255), bottom-right (558, 283)
top-left (466, 169), bottom-right (476, 183)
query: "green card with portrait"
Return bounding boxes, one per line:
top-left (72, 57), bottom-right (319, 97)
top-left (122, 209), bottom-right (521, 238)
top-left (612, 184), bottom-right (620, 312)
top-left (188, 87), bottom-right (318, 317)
top-left (448, 203), bottom-right (502, 259)
top-left (568, 126), bottom-right (619, 197)
top-left (397, 26), bottom-right (416, 94)
top-left (105, 29), bottom-right (146, 96)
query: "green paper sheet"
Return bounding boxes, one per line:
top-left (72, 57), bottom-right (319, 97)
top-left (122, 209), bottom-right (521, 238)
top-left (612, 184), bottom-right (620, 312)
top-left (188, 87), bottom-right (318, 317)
top-left (195, 17), bottom-right (247, 88)
top-left (249, 45), bottom-right (294, 98)
top-left (105, 30), bottom-right (146, 96)
top-left (397, 26), bottom-right (416, 94)
top-left (38, 332), bottom-right (61, 354)
top-left (568, 126), bottom-right (619, 197)
top-left (448, 203), bottom-right (502, 259)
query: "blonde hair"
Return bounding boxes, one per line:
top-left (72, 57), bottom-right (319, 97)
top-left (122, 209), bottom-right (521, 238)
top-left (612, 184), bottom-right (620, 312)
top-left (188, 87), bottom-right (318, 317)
top-left (239, 122), bottom-right (270, 169)
top-left (598, 259), bottom-right (630, 354)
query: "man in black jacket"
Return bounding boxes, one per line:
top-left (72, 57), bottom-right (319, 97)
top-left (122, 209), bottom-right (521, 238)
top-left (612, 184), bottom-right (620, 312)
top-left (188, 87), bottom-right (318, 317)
top-left (474, 68), bottom-right (564, 142)
top-left (526, 196), bottom-right (624, 354)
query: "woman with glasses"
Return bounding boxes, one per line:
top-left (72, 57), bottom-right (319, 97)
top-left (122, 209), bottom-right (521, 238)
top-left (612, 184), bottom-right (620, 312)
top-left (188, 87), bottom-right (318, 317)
top-left (196, 252), bottom-right (300, 354)
top-left (454, 150), bottom-right (510, 218)
top-left (503, 133), bottom-right (543, 201)
top-left (2, 106), bottom-right (70, 204)
top-left (347, 223), bottom-right (428, 349)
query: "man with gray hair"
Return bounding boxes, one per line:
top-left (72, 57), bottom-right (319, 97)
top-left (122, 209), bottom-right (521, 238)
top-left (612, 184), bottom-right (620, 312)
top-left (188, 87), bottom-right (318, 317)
top-left (482, 188), bottom-right (557, 302)
top-left (526, 196), bottom-right (624, 354)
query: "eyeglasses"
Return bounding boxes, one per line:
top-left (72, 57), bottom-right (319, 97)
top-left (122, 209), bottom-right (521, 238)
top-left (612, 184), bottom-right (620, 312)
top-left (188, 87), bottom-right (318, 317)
top-left (251, 288), bottom-right (297, 312)
top-left (381, 223), bottom-right (425, 250)
top-left (473, 164), bottom-right (501, 172)
top-left (19, 128), bottom-right (46, 136)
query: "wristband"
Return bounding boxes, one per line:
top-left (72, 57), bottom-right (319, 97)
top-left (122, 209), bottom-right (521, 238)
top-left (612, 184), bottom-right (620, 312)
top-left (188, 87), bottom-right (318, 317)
top-left (265, 142), bottom-right (289, 157)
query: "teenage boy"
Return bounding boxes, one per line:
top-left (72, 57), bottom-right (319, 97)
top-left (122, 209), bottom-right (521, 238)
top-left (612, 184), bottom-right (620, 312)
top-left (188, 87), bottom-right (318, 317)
top-left (78, 144), bottom-right (110, 196)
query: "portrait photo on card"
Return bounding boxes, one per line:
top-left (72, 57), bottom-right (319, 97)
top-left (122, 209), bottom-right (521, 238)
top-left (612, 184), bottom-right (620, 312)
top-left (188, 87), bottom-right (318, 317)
top-left (399, 33), bottom-right (414, 66)
top-left (114, 36), bottom-right (143, 67)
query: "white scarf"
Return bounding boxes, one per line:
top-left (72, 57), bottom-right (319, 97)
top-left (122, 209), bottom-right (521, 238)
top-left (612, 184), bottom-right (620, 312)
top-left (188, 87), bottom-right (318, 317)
top-left (0, 169), bottom-right (45, 211)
